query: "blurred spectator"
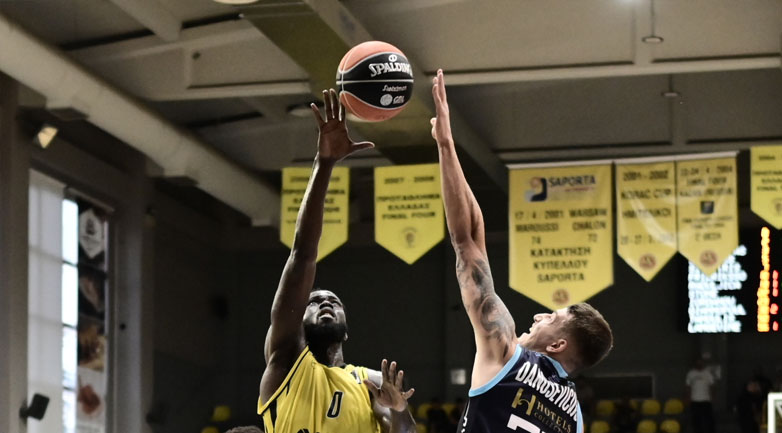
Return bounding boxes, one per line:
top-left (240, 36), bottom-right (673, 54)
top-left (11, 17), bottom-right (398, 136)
top-left (612, 397), bottom-right (640, 433)
top-left (448, 397), bottom-right (466, 431)
top-left (736, 379), bottom-right (764, 433)
top-left (426, 397), bottom-right (449, 433)
top-left (751, 365), bottom-right (772, 397)
top-left (686, 358), bottom-right (715, 433)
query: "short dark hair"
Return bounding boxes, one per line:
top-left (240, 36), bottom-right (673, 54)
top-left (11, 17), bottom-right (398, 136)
top-left (563, 303), bottom-right (613, 370)
top-left (224, 426), bottom-right (263, 433)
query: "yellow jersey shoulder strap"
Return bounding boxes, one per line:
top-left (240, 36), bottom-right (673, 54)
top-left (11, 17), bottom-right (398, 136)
top-left (258, 346), bottom-right (311, 415)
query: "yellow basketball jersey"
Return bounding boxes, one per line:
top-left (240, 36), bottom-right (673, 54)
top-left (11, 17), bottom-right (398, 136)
top-left (258, 347), bottom-right (382, 433)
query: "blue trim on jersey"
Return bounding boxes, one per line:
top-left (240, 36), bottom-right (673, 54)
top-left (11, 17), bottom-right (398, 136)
top-left (577, 403), bottom-right (584, 433)
top-left (544, 355), bottom-right (569, 378)
top-left (468, 345), bottom-right (523, 397)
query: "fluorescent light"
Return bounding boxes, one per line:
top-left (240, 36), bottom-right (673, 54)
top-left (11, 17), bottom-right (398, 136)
top-left (34, 124), bottom-right (58, 149)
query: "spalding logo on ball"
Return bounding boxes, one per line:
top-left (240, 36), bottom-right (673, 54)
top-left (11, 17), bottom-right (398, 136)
top-left (336, 41), bottom-right (414, 122)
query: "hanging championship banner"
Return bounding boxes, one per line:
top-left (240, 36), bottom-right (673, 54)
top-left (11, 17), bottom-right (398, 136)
top-left (374, 164), bottom-right (444, 264)
top-left (509, 162), bottom-right (613, 310)
top-left (280, 166), bottom-right (349, 261)
top-left (615, 160), bottom-right (677, 281)
top-left (750, 146), bottom-right (782, 229)
top-left (676, 155), bottom-right (738, 276)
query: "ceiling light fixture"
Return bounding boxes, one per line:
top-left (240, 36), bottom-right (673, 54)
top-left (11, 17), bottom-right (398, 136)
top-left (212, 0), bottom-right (260, 4)
top-left (33, 124), bottom-right (58, 149)
top-left (642, 0), bottom-right (664, 44)
top-left (661, 75), bottom-right (681, 99)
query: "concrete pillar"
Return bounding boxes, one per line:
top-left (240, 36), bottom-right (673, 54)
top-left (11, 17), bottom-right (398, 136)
top-left (0, 74), bottom-right (30, 433)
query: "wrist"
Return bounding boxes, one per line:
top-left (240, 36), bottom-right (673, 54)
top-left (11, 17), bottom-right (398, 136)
top-left (390, 402), bottom-right (409, 413)
top-left (315, 154), bottom-right (337, 167)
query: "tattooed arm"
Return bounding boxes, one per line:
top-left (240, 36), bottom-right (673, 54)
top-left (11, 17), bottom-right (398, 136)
top-left (431, 70), bottom-right (517, 387)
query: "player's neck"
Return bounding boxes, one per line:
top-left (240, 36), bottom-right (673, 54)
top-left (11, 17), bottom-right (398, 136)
top-left (310, 341), bottom-right (345, 367)
top-left (548, 352), bottom-right (579, 378)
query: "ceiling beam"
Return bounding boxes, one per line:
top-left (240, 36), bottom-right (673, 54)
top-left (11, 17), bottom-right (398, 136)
top-left (109, 0), bottom-right (181, 42)
top-left (442, 56), bottom-right (781, 86)
top-left (497, 138), bottom-right (782, 163)
top-left (240, 0), bottom-right (508, 191)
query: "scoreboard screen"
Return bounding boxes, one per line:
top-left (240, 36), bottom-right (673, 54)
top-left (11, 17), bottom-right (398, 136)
top-left (686, 226), bottom-right (781, 333)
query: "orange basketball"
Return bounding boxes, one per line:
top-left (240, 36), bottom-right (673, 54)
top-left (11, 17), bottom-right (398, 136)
top-left (336, 41), bottom-right (414, 122)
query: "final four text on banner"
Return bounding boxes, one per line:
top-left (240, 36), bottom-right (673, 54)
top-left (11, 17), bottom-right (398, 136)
top-left (615, 159), bottom-right (677, 281)
top-left (751, 145), bottom-right (782, 229)
top-left (508, 161), bottom-right (613, 310)
top-left (676, 154), bottom-right (738, 276)
top-left (374, 163), bottom-right (444, 264)
top-left (280, 166), bottom-right (349, 261)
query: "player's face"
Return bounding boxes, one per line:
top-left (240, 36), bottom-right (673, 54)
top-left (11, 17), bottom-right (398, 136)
top-left (518, 308), bottom-right (570, 352)
top-left (303, 290), bottom-right (347, 328)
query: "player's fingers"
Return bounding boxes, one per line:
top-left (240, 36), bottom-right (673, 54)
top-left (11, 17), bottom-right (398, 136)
top-left (437, 69), bottom-right (447, 100)
top-left (395, 369), bottom-right (404, 389)
top-left (338, 93), bottom-right (345, 121)
top-left (352, 141), bottom-right (375, 153)
top-left (388, 361), bottom-right (398, 385)
top-left (329, 89), bottom-right (339, 119)
top-left (381, 359), bottom-right (388, 382)
top-left (310, 103), bottom-right (325, 127)
top-left (402, 388), bottom-right (415, 400)
top-left (322, 89), bottom-right (333, 120)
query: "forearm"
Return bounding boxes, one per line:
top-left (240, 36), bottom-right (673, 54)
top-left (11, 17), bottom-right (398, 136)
top-left (290, 157), bottom-right (335, 260)
top-left (437, 140), bottom-right (482, 247)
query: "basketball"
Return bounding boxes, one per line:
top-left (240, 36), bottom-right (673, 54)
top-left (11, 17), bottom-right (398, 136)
top-left (336, 41), bottom-right (414, 122)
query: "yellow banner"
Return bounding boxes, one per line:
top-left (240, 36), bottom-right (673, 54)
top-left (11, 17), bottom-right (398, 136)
top-left (374, 164), bottom-right (444, 264)
top-left (751, 146), bottom-right (782, 229)
top-left (676, 157), bottom-right (738, 275)
top-left (509, 164), bottom-right (613, 310)
top-left (615, 162), bottom-right (677, 281)
top-left (280, 166), bottom-right (349, 261)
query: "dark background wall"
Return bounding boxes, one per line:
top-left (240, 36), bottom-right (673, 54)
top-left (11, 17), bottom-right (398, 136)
top-left (148, 205), bottom-right (782, 431)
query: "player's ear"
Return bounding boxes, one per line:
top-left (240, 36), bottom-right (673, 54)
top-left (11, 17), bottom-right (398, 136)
top-left (547, 338), bottom-right (567, 354)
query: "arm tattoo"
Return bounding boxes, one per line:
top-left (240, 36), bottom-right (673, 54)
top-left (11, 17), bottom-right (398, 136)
top-left (455, 253), bottom-right (514, 345)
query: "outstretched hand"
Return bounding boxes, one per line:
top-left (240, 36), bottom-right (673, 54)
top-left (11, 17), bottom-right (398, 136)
top-left (311, 89), bottom-right (374, 163)
top-left (430, 69), bottom-right (453, 145)
top-left (364, 359), bottom-right (415, 412)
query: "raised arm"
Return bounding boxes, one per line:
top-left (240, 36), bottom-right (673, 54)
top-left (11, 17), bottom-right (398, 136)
top-left (260, 89), bottom-right (373, 400)
top-left (431, 70), bottom-right (516, 386)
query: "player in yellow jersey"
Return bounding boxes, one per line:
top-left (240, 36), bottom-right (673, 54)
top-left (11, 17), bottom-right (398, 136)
top-left (258, 88), bottom-right (417, 433)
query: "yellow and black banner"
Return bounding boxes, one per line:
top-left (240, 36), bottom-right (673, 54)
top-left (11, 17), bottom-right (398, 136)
top-left (615, 160), bottom-right (677, 281)
top-left (750, 145), bottom-right (782, 229)
top-left (374, 164), bottom-right (444, 264)
top-left (509, 162), bottom-right (613, 310)
top-left (676, 155), bottom-right (738, 276)
top-left (280, 166), bottom-right (349, 261)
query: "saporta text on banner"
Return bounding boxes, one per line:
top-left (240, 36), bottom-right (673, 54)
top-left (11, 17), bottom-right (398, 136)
top-left (509, 163), bottom-right (613, 310)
